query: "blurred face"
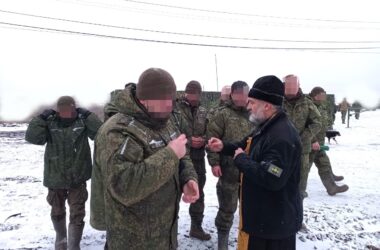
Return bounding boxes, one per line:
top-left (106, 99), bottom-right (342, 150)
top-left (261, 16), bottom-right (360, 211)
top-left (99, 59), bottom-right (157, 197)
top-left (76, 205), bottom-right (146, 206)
top-left (231, 86), bottom-right (249, 107)
top-left (314, 92), bottom-right (326, 102)
top-left (284, 77), bottom-right (300, 98)
top-left (58, 105), bottom-right (76, 118)
top-left (185, 93), bottom-right (201, 107)
top-left (220, 86), bottom-right (231, 101)
top-left (140, 99), bottom-right (173, 119)
top-left (247, 98), bottom-right (268, 126)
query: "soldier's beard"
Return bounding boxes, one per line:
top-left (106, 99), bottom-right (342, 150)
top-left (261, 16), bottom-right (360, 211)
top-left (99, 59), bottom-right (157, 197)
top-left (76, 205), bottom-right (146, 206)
top-left (249, 108), bottom-right (266, 126)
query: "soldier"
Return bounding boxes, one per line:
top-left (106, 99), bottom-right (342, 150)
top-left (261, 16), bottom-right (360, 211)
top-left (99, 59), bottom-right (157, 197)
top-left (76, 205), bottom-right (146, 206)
top-left (283, 75), bottom-right (322, 200)
top-left (351, 101), bottom-right (362, 120)
top-left (338, 97), bottom-right (350, 124)
top-left (206, 85), bottom-right (231, 123)
top-left (90, 68), bottom-right (199, 249)
top-left (25, 96), bottom-right (102, 250)
top-left (308, 87), bottom-right (349, 195)
top-left (103, 83), bottom-right (135, 122)
top-left (206, 81), bottom-right (253, 250)
top-left (175, 81), bottom-right (210, 240)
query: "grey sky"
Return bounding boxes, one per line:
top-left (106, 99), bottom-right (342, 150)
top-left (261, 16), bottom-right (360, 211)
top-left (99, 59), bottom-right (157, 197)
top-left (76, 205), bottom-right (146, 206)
top-left (1, 0), bottom-right (380, 120)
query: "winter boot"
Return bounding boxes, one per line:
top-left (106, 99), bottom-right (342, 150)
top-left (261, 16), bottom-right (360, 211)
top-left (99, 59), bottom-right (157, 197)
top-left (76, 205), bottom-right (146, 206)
top-left (52, 216), bottom-right (67, 250)
top-left (321, 173), bottom-right (349, 196)
top-left (217, 230), bottom-right (229, 250)
top-left (332, 173), bottom-right (344, 182)
top-left (68, 223), bottom-right (84, 250)
top-left (190, 222), bottom-right (211, 241)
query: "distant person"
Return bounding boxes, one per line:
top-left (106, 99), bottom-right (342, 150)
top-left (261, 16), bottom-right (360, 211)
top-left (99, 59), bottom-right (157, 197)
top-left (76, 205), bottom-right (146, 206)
top-left (309, 87), bottom-right (349, 195)
top-left (338, 98), bottom-right (350, 124)
top-left (176, 81), bottom-right (210, 240)
top-left (206, 81), bottom-right (253, 250)
top-left (351, 101), bottom-right (362, 120)
top-left (25, 96), bottom-right (102, 250)
top-left (208, 75), bottom-right (302, 250)
top-left (90, 68), bottom-right (199, 249)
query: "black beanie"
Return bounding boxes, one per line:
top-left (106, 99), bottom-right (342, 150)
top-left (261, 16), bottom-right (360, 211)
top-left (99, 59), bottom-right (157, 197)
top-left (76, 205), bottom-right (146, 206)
top-left (185, 80), bottom-right (202, 94)
top-left (249, 75), bottom-right (284, 106)
top-left (136, 68), bottom-right (176, 100)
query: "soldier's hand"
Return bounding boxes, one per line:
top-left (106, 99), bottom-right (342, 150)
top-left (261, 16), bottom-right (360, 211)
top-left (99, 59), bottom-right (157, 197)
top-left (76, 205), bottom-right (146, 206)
top-left (182, 180), bottom-right (199, 203)
top-left (312, 142), bottom-right (320, 151)
top-left (168, 134), bottom-right (187, 159)
top-left (191, 136), bottom-right (205, 149)
top-left (211, 165), bottom-right (222, 177)
top-left (207, 137), bottom-right (223, 152)
top-left (233, 148), bottom-right (244, 159)
top-left (39, 109), bottom-right (56, 120)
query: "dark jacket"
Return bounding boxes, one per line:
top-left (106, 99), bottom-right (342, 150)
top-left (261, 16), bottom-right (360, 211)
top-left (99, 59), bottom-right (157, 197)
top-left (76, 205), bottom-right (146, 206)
top-left (25, 112), bottom-right (102, 189)
top-left (221, 111), bottom-right (302, 239)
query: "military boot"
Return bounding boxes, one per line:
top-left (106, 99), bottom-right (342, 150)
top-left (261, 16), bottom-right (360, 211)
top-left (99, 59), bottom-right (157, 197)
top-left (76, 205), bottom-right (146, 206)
top-left (332, 173), bottom-right (344, 182)
top-left (52, 216), bottom-right (67, 250)
top-left (321, 173), bottom-right (349, 196)
top-left (68, 223), bottom-right (84, 250)
top-left (190, 222), bottom-right (211, 241)
top-left (217, 230), bottom-right (229, 250)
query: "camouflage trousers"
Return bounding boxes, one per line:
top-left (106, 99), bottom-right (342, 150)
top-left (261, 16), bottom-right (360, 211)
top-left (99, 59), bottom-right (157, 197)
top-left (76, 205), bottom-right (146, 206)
top-left (309, 149), bottom-right (333, 177)
top-left (341, 110), bottom-right (347, 124)
top-left (46, 183), bottom-right (88, 225)
top-left (189, 159), bottom-right (206, 225)
top-left (299, 153), bottom-right (312, 200)
top-left (215, 171), bottom-right (239, 232)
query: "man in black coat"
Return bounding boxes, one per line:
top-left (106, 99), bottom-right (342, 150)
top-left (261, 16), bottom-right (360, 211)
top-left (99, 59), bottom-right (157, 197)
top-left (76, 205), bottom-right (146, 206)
top-left (208, 75), bottom-right (302, 250)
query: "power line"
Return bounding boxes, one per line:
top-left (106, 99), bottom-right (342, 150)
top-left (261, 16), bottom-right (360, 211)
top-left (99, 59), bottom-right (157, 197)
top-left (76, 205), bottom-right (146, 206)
top-left (56, 0), bottom-right (380, 31)
top-left (2, 21), bottom-right (380, 53)
top-left (122, 0), bottom-right (380, 24)
top-left (2, 9), bottom-right (380, 44)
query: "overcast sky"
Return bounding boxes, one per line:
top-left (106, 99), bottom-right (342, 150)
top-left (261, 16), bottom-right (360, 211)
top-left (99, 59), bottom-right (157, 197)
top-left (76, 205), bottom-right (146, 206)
top-left (1, 0), bottom-right (380, 121)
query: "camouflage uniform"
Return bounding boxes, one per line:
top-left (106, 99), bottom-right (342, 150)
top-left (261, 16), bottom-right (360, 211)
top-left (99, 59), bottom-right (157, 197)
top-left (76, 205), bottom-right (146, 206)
top-left (90, 84), bottom-right (198, 249)
top-left (175, 98), bottom-right (208, 229)
top-left (206, 100), bottom-right (227, 124)
top-left (103, 89), bottom-right (123, 122)
top-left (25, 110), bottom-right (102, 249)
top-left (283, 92), bottom-right (322, 199)
top-left (206, 99), bottom-right (253, 233)
top-left (309, 99), bottom-right (349, 195)
top-left (338, 100), bottom-right (350, 124)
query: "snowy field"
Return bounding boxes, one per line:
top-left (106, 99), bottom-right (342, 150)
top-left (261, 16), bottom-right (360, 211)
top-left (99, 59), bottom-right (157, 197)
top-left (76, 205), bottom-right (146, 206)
top-left (0, 111), bottom-right (379, 250)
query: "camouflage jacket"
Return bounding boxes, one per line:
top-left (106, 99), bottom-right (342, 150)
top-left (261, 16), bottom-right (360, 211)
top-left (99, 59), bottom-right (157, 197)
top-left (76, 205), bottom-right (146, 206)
top-left (175, 98), bottom-right (207, 160)
top-left (206, 99), bottom-right (253, 183)
top-left (311, 98), bottom-right (333, 145)
top-left (90, 84), bottom-right (197, 249)
top-left (25, 112), bottom-right (102, 189)
top-left (283, 92), bottom-right (322, 154)
top-left (206, 100), bottom-right (227, 123)
top-left (103, 89), bottom-right (123, 122)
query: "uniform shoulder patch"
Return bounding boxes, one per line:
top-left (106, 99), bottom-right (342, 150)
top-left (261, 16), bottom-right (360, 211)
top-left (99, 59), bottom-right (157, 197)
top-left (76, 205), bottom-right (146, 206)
top-left (267, 163), bottom-right (283, 178)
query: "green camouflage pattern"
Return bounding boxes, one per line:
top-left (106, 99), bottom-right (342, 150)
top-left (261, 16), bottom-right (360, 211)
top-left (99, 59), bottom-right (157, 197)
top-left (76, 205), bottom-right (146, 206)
top-left (283, 94), bottom-right (322, 154)
top-left (310, 98), bottom-right (333, 145)
top-left (283, 93), bottom-right (322, 199)
top-left (206, 99), bottom-right (253, 232)
top-left (103, 89), bottom-right (123, 122)
top-left (25, 113), bottom-right (102, 189)
top-left (90, 84), bottom-right (197, 249)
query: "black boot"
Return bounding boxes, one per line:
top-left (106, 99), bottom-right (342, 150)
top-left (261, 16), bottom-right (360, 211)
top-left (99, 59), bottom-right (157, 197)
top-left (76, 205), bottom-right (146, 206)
top-left (190, 222), bottom-right (211, 241)
top-left (68, 223), bottom-right (84, 250)
top-left (217, 230), bottom-right (229, 250)
top-left (52, 216), bottom-right (67, 250)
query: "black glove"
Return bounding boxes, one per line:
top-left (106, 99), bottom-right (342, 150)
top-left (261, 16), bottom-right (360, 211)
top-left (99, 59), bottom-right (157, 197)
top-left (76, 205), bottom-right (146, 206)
top-left (76, 108), bottom-right (91, 119)
top-left (39, 109), bottom-right (56, 120)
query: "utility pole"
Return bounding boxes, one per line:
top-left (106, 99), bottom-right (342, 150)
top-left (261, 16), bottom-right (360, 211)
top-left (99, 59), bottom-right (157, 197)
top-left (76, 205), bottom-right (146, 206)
top-left (214, 54), bottom-right (219, 91)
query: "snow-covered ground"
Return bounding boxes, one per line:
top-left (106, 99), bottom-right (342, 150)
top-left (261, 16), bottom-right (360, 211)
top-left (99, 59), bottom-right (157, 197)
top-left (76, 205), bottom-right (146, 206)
top-left (0, 111), bottom-right (379, 250)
